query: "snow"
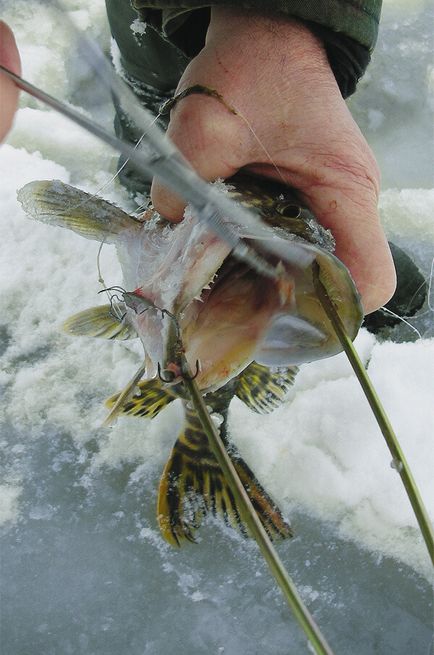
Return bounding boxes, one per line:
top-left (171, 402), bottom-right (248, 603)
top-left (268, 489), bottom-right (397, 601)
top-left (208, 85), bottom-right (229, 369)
top-left (231, 336), bottom-right (434, 574)
top-left (0, 1), bottom-right (433, 654)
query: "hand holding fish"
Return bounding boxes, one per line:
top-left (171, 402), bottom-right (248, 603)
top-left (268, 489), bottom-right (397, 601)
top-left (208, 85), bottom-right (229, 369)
top-left (0, 21), bottom-right (20, 142)
top-left (151, 8), bottom-right (396, 315)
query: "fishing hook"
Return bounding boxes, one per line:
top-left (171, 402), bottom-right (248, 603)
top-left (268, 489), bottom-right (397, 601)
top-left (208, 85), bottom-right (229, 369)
top-left (157, 360), bottom-right (201, 383)
top-left (182, 359), bottom-right (201, 381)
top-left (157, 363), bottom-right (176, 383)
top-left (98, 286), bottom-right (127, 294)
top-left (104, 293), bottom-right (128, 322)
top-left (98, 286), bottom-right (128, 320)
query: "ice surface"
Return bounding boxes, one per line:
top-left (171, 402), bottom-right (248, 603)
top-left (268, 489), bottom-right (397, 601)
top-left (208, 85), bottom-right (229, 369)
top-left (349, 1), bottom-right (434, 189)
top-left (0, 1), bottom-right (433, 654)
top-left (0, 484), bottom-right (22, 525)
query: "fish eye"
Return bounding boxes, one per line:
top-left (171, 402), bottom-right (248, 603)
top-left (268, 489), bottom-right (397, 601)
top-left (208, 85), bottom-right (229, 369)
top-left (277, 204), bottom-right (302, 219)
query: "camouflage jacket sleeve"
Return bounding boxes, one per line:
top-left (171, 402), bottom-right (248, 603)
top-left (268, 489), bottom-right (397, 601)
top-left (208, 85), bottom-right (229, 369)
top-left (131, 0), bottom-right (382, 97)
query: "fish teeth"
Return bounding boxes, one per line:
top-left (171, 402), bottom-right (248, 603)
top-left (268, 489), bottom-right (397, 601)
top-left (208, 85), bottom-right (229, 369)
top-left (194, 273), bottom-right (218, 302)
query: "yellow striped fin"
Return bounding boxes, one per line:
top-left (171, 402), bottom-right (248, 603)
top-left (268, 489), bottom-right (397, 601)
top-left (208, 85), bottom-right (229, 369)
top-left (17, 180), bottom-right (142, 243)
top-left (235, 361), bottom-right (298, 414)
top-left (105, 378), bottom-right (178, 419)
top-left (62, 305), bottom-right (138, 340)
top-left (157, 405), bottom-right (292, 546)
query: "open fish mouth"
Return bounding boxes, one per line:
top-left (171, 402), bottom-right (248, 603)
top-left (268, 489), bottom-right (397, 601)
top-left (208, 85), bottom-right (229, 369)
top-left (133, 219), bottom-right (363, 392)
top-left (176, 256), bottom-right (292, 389)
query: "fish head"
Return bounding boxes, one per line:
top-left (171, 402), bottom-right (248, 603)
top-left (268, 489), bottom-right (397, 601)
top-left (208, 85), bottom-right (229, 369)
top-left (127, 174), bottom-right (363, 391)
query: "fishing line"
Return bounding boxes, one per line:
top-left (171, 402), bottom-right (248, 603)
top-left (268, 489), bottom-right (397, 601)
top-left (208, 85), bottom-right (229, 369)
top-left (96, 236), bottom-right (127, 324)
top-left (41, 117), bottom-right (162, 218)
top-left (164, 85), bottom-right (288, 187)
top-left (230, 107), bottom-right (288, 187)
top-left (78, 131), bottom-right (147, 206)
top-left (96, 236), bottom-right (108, 287)
top-left (377, 306), bottom-right (422, 339)
top-left (313, 260), bottom-right (434, 566)
top-left (80, 102), bottom-right (167, 208)
top-left (427, 256), bottom-right (434, 312)
top-left (132, 199), bottom-right (152, 214)
top-left (92, 119), bottom-right (161, 304)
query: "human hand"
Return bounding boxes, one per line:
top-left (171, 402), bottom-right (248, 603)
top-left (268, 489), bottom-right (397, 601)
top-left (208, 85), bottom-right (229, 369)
top-left (151, 8), bottom-right (396, 314)
top-left (0, 21), bottom-right (21, 142)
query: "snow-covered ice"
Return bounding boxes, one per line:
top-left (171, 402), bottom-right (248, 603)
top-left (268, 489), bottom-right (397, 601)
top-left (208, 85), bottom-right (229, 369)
top-left (0, 1), bottom-right (433, 654)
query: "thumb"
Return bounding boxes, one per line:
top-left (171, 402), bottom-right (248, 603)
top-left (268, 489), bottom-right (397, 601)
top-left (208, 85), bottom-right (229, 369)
top-left (302, 167), bottom-right (396, 314)
top-left (151, 93), bottom-right (249, 221)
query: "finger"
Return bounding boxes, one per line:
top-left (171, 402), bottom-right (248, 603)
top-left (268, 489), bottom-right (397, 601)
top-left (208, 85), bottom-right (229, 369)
top-left (0, 21), bottom-right (21, 142)
top-left (151, 94), bottom-right (247, 221)
top-left (304, 177), bottom-right (396, 314)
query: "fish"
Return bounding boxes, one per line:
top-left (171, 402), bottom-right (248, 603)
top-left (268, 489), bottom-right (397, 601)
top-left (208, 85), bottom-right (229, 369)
top-left (17, 173), bottom-right (363, 545)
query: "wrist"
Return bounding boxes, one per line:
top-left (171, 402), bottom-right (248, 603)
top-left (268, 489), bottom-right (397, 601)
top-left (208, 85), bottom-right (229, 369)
top-left (207, 8), bottom-right (337, 97)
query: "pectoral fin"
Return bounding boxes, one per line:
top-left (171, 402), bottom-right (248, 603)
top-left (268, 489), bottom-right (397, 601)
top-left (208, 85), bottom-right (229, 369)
top-left (63, 305), bottom-right (138, 340)
top-left (235, 361), bottom-right (298, 414)
top-left (17, 180), bottom-right (142, 243)
top-left (105, 378), bottom-right (178, 419)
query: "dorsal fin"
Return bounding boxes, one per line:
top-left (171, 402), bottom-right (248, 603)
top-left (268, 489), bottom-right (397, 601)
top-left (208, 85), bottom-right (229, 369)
top-left (17, 180), bottom-right (142, 243)
top-left (62, 305), bottom-right (138, 340)
top-left (105, 378), bottom-right (178, 419)
top-left (235, 361), bottom-right (298, 414)
top-left (157, 405), bottom-right (292, 546)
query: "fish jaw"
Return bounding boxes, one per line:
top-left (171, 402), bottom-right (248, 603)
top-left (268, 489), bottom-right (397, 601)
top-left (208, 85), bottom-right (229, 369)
top-left (120, 211), bottom-right (297, 391)
top-left (180, 265), bottom-right (294, 391)
top-left (115, 183), bottom-right (362, 390)
top-left (116, 211), bottom-right (231, 311)
top-left (255, 250), bottom-right (363, 366)
top-left (118, 211), bottom-right (233, 381)
top-left (121, 213), bottom-right (362, 391)
top-left (127, 257), bottom-right (291, 391)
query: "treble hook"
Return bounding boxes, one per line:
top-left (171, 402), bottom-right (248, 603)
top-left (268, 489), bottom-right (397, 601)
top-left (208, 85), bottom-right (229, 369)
top-left (98, 285), bottom-right (127, 295)
top-left (182, 359), bottom-right (201, 381)
top-left (157, 359), bottom-right (201, 383)
top-left (157, 363), bottom-right (176, 383)
top-left (98, 286), bottom-right (128, 321)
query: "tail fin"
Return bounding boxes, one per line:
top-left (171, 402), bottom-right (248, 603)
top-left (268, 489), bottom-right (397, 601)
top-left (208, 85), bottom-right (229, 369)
top-left (157, 405), bottom-right (291, 546)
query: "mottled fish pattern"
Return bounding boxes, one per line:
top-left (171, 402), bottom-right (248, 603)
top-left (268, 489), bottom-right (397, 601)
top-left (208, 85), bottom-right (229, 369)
top-left (106, 362), bottom-right (296, 546)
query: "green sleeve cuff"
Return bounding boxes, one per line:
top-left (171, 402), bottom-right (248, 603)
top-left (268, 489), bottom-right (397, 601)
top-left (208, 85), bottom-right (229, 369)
top-left (132, 0), bottom-right (382, 52)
